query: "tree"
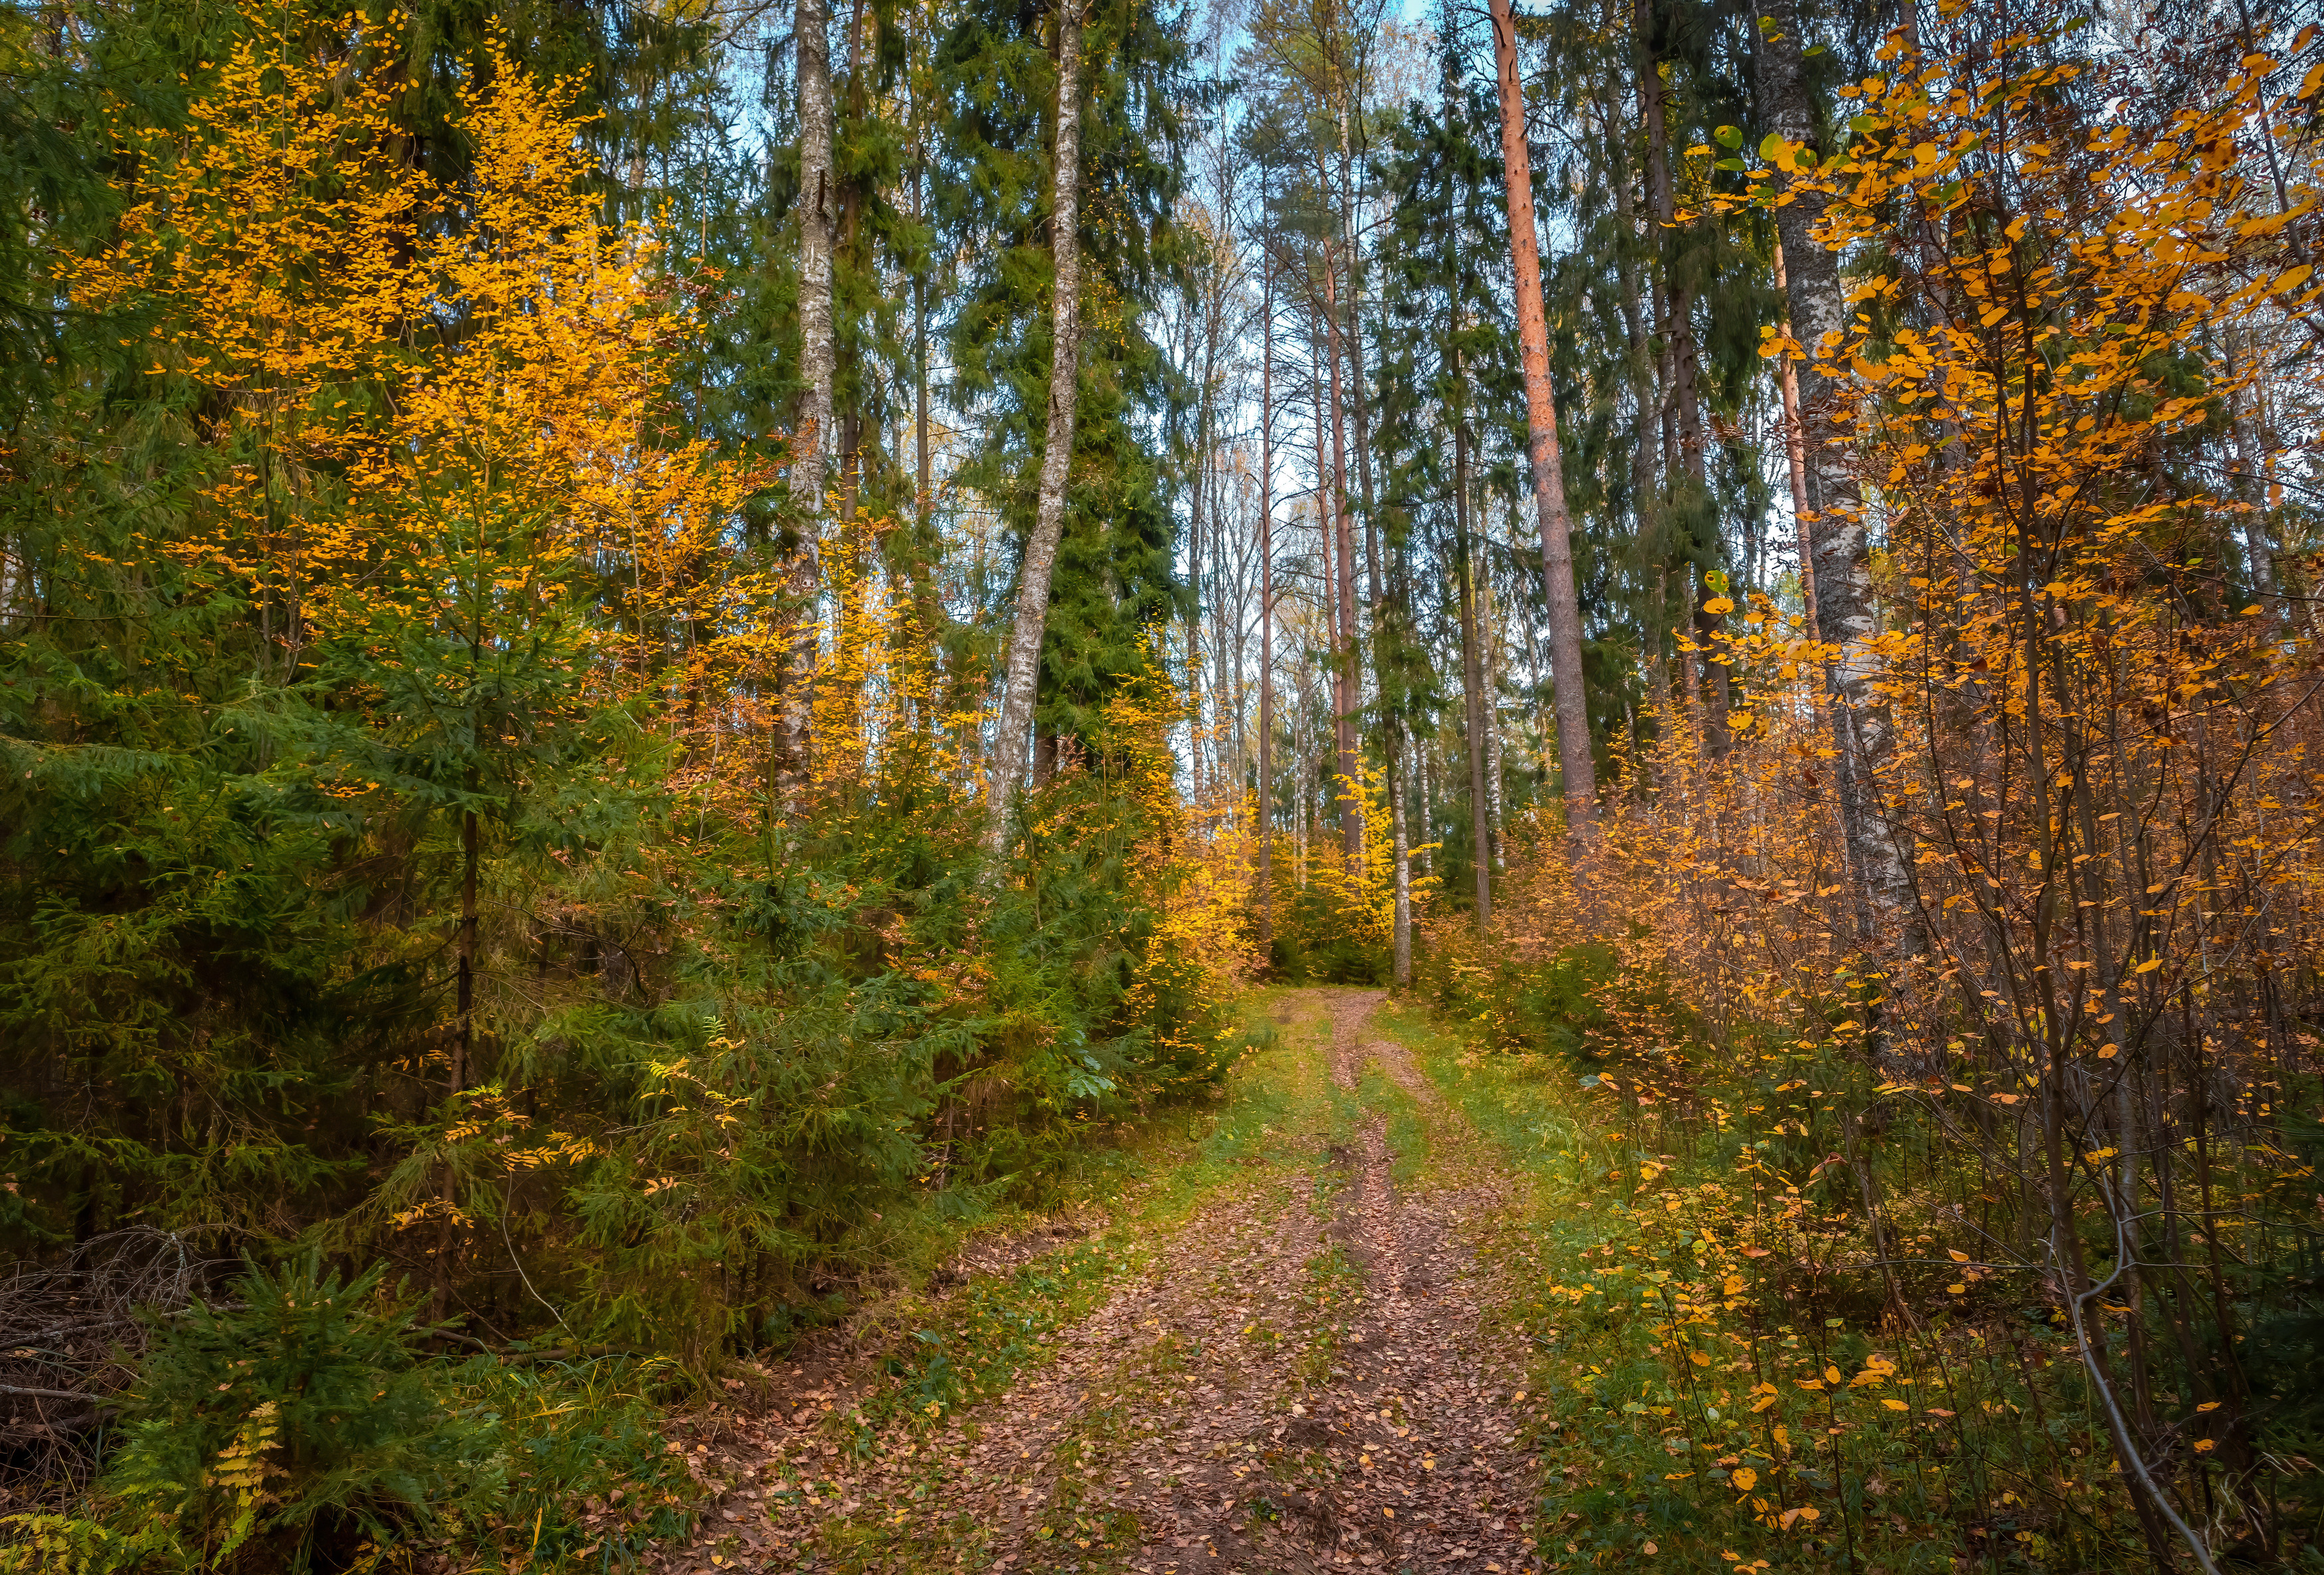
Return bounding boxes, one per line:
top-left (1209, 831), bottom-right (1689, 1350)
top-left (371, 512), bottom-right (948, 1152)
top-left (1485, 0), bottom-right (1598, 837)
top-left (986, 0), bottom-right (1088, 844)
top-left (1372, 37), bottom-right (1528, 928)
top-left (1751, 0), bottom-right (1908, 936)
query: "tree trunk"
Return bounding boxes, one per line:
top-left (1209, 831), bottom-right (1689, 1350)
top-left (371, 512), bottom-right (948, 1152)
top-left (1210, 477), bottom-right (1234, 805)
top-left (775, 0), bottom-right (839, 811)
top-left (916, 157), bottom-right (932, 533)
top-left (1481, 565), bottom-right (1504, 870)
top-left (1601, 76), bottom-right (1665, 716)
top-left (456, 797), bottom-right (477, 1096)
top-left (1489, 0), bottom-right (1600, 831)
top-left (1633, 0), bottom-right (1728, 748)
top-left (795, 0), bottom-right (837, 512)
top-left (1258, 242), bottom-right (1276, 957)
top-left (1451, 353), bottom-right (1492, 930)
top-left (1754, 0), bottom-right (1909, 930)
top-left (1771, 237), bottom-right (1820, 643)
top-left (1187, 449), bottom-right (1206, 803)
top-left (1453, 492), bottom-right (1492, 930)
top-left (985, 0), bottom-right (1085, 851)
top-left (1320, 247), bottom-right (1361, 874)
top-left (1337, 194), bottom-right (1409, 983)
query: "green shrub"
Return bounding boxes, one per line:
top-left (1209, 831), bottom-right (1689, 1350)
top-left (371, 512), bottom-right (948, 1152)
top-left (99, 1255), bottom-right (473, 1571)
top-left (9, 1255), bottom-right (704, 1573)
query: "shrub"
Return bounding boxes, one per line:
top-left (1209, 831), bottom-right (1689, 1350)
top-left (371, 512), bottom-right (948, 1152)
top-left (98, 1256), bottom-right (471, 1571)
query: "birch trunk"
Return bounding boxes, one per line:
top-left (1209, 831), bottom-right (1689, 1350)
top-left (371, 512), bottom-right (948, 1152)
top-left (776, 0), bottom-right (839, 811)
top-left (985, 0), bottom-right (1085, 851)
top-left (1257, 242), bottom-right (1276, 955)
top-left (1321, 236), bottom-right (1362, 873)
top-left (1488, 0), bottom-right (1601, 831)
top-left (1754, 0), bottom-right (1910, 930)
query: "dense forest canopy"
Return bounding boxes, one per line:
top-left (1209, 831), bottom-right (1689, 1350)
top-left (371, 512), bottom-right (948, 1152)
top-left (4, 0), bottom-right (2324, 1566)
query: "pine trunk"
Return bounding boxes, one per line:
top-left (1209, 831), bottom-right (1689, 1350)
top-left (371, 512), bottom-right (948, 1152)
top-left (1488, 0), bottom-right (1600, 832)
top-left (986, 0), bottom-right (1085, 851)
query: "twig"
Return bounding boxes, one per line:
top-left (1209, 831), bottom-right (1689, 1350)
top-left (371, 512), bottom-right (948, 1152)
top-left (0, 1382), bottom-right (107, 1402)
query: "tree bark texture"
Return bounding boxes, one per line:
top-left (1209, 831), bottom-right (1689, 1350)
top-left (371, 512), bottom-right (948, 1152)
top-left (1451, 371), bottom-right (1492, 930)
top-left (1753, 0), bottom-right (1910, 928)
top-left (1771, 237), bottom-right (1820, 645)
top-left (1322, 238), bottom-right (1362, 872)
top-left (1257, 244), bottom-right (1276, 954)
top-left (777, 0), bottom-right (839, 811)
top-left (986, 0), bottom-right (1085, 851)
top-left (1488, 0), bottom-right (1602, 832)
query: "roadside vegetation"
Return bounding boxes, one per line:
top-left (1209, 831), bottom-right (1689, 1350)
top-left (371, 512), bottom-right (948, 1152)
top-left (5, 0), bottom-right (2321, 1566)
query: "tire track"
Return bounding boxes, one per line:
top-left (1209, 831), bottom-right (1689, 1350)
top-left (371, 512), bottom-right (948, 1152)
top-left (658, 990), bottom-right (1542, 1574)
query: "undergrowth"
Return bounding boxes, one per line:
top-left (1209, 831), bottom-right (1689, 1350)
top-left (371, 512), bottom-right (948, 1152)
top-left (718, 990), bottom-right (1347, 1570)
top-left (1379, 996), bottom-right (2292, 1574)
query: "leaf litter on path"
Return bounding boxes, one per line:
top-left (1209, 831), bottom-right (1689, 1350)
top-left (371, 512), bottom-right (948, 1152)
top-left (657, 989), bottom-right (1541, 1574)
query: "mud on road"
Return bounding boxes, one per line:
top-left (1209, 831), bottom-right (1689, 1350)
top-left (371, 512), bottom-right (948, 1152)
top-left (661, 989), bottom-right (1542, 1574)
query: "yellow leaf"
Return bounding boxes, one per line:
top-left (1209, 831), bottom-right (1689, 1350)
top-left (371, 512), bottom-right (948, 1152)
top-left (1948, 1249), bottom-right (1969, 1263)
top-left (1731, 1467), bottom-right (1758, 1492)
top-left (1882, 1398), bottom-right (1908, 1411)
top-left (2135, 958), bottom-right (2163, 974)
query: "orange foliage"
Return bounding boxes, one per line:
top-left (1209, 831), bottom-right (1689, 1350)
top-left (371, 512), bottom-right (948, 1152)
top-left (72, 18), bottom-right (775, 787)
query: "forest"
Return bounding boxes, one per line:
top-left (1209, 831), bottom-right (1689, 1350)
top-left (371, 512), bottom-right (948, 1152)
top-left (3, 0), bottom-right (2323, 1566)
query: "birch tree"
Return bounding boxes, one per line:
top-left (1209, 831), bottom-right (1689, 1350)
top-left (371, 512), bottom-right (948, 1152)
top-left (987, 0), bottom-right (1087, 848)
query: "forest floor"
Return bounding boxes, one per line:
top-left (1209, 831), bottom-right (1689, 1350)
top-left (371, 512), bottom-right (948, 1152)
top-left (655, 989), bottom-right (1556, 1574)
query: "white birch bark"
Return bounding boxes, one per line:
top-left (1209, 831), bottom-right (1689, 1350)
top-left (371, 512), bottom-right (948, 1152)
top-left (778, 0), bottom-right (839, 810)
top-left (1754, 0), bottom-right (1910, 931)
top-left (986, 0), bottom-right (1086, 851)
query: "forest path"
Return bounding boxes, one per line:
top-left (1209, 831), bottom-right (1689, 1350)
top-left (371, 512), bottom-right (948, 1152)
top-left (668, 989), bottom-right (1542, 1575)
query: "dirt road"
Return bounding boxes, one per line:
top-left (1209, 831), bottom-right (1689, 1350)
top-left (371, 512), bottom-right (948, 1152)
top-left (665, 989), bottom-right (1542, 1574)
